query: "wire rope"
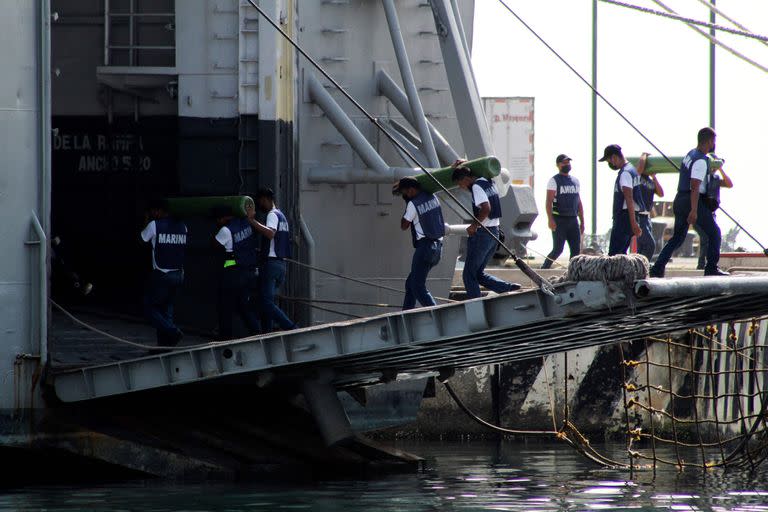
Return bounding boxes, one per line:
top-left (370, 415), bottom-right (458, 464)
top-left (599, 0), bottom-right (768, 43)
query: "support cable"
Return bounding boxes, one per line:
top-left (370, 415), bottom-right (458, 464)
top-left (285, 258), bottom-right (456, 303)
top-left (692, 0), bottom-right (768, 48)
top-left (442, 380), bottom-right (629, 468)
top-left (245, 0), bottom-right (554, 295)
top-left (647, 0), bottom-right (768, 75)
top-left (598, 0), bottom-right (768, 43)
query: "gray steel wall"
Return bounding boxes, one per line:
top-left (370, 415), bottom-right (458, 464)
top-left (0, 1), bottom-right (47, 417)
top-left (296, 0), bottom-right (475, 322)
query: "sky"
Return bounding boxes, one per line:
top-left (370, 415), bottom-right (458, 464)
top-left (472, 0), bottom-right (768, 256)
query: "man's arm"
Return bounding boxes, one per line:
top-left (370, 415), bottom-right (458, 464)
top-left (652, 174), bottom-right (664, 197)
top-left (688, 179), bottom-right (701, 225)
top-left (577, 199), bottom-right (585, 233)
top-left (246, 206), bottom-right (276, 239)
top-left (140, 220), bottom-right (155, 243)
top-left (467, 183), bottom-right (490, 236)
top-left (467, 202), bottom-right (490, 236)
top-left (622, 186), bottom-right (642, 237)
top-left (688, 159), bottom-right (708, 225)
top-left (545, 189), bottom-right (556, 231)
top-left (402, 201), bottom-right (416, 231)
top-left (718, 168), bottom-right (734, 188)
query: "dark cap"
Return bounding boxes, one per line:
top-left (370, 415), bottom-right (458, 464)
top-left (555, 154), bottom-right (571, 164)
top-left (392, 176), bottom-right (421, 195)
top-left (599, 144), bottom-right (622, 162)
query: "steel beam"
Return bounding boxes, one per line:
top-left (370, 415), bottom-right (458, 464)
top-left (382, 0), bottom-right (439, 168)
top-left (302, 375), bottom-right (354, 445)
top-left (377, 70), bottom-right (460, 165)
top-left (428, 0), bottom-right (493, 158)
top-left (306, 73), bottom-right (388, 173)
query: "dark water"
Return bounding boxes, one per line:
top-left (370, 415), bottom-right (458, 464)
top-left (3, 441), bottom-right (768, 511)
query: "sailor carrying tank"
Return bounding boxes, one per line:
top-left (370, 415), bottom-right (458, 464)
top-left (393, 177), bottom-right (445, 310)
top-left (451, 162), bottom-right (521, 299)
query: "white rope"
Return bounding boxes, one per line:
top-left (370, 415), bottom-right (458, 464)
top-left (599, 0), bottom-right (768, 43)
top-left (649, 0), bottom-right (768, 75)
top-left (551, 253), bottom-right (649, 285)
top-left (692, 0), bottom-right (768, 48)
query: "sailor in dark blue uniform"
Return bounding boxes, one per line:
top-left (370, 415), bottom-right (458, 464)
top-left (393, 177), bottom-right (445, 310)
top-left (452, 166), bottom-right (521, 299)
top-left (651, 127), bottom-right (731, 277)
top-left (599, 144), bottom-right (645, 256)
top-left (636, 152), bottom-right (664, 260)
top-left (246, 188), bottom-right (298, 332)
top-left (542, 154), bottom-right (584, 269)
top-left (213, 206), bottom-right (261, 340)
top-left (140, 199), bottom-right (187, 348)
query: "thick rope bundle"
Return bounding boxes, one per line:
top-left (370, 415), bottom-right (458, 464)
top-left (552, 254), bottom-right (650, 284)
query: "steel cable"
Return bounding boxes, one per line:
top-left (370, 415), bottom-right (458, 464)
top-left (692, 0), bottom-right (768, 48)
top-left (285, 258), bottom-right (457, 303)
top-left (599, 0), bottom-right (768, 43)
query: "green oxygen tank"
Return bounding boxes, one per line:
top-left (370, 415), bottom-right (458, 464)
top-left (413, 156), bottom-right (501, 194)
top-left (166, 196), bottom-right (255, 218)
top-left (628, 154), bottom-right (724, 174)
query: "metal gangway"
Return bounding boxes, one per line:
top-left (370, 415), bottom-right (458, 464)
top-left (52, 275), bottom-right (768, 397)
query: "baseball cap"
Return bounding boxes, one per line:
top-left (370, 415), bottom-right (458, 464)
top-left (392, 176), bottom-right (421, 195)
top-left (555, 154), bottom-right (572, 164)
top-left (599, 144), bottom-right (622, 162)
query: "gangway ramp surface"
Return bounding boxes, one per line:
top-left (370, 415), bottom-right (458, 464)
top-left (52, 276), bottom-right (768, 403)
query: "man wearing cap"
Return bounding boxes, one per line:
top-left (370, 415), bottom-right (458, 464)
top-left (394, 177), bottom-right (445, 310)
top-left (452, 166), bottom-right (522, 299)
top-left (599, 144), bottom-right (645, 255)
top-left (650, 127), bottom-right (729, 277)
top-left (542, 154), bottom-right (584, 269)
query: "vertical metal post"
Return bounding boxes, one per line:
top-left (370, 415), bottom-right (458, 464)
top-left (129, 0), bottom-right (135, 66)
top-left (709, 0), bottom-right (716, 128)
top-left (590, 0), bottom-right (598, 236)
top-left (104, 0), bottom-right (110, 65)
top-left (36, 0), bottom-right (52, 366)
top-left (382, 0), bottom-right (439, 168)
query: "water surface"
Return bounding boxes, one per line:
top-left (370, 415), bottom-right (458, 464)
top-left (3, 441), bottom-right (768, 511)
